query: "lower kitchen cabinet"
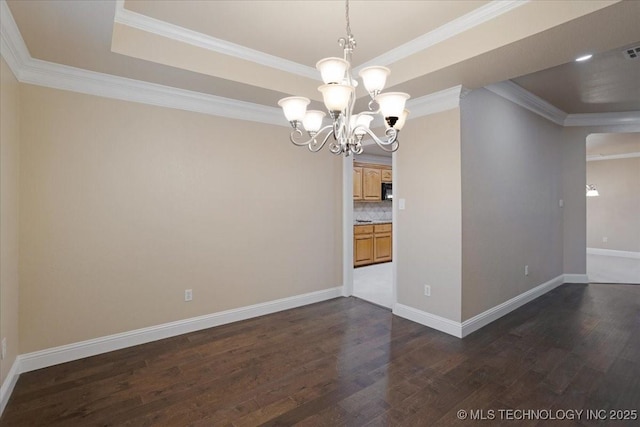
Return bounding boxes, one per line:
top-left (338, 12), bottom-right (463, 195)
top-left (354, 225), bottom-right (374, 267)
top-left (373, 224), bottom-right (392, 263)
top-left (354, 223), bottom-right (392, 267)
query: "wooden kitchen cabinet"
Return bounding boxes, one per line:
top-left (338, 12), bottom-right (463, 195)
top-left (353, 167), bottom-right (363, 201)
top-left (353, 162), bottom-right (391, 201)
top-left (373, 223), bottom-right (392, 263)
top-left (354, 223), bottom-right (392, 267)
top-left (354, 225), bottom-right (374, 266)
top-left (362, 168), bottom-right (382, 201)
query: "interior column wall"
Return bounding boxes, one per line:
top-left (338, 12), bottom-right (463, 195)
top-left (460, 88), bottom-right (564, 321)
top-left (395, 108), bottom-right (462, 322)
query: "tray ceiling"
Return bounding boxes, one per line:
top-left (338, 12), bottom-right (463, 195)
top-left (5, 0), bottom-right (640, 115)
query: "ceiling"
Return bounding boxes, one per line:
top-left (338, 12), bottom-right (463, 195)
top-left (5, 0), bottom-right (640, 118)
top-left (514, 42), bottom-right (640, 114)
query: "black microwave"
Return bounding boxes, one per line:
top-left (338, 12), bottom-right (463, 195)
top-left (381, 183), bottom-right (392, 200)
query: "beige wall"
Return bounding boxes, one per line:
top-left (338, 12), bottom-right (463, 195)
top-left (396, 108), bottom-right (462, 322)
top-left (460, 88), bottom-right (564, 321)
top-left (587, 157), bottom-right (640, 252)
top-left (562, 126), bottom-right (640, 275)
top-left (18, 85), bottom-right (342, 353)
top-left (1, 58), bottom-right (20, 386)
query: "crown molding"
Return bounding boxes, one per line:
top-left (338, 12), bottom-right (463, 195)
top-left (113, 0), bottom-right (318, 81)
top-left (20, 58), bottom-right (287, 127)
top-left (586, 152), bottom-right (640, 162)
top-left (0, 0), bottom-right (286, 127)
top-left (0, 0), bottom-right (29, 78)
top-left (564, 112), bottom-right (640, 127)
top-left (4, 0), bottom-right (638, 131)
top-left (355, 0), bottom-right (528, 72)
top-left (485, 80), bottom-right (567, 125)
top-left (113, 0), bottom-right (527, 80)
top-left (408, 85), bottom-right (466, 118)
top-left (485, 80), bottom-right (640, 128)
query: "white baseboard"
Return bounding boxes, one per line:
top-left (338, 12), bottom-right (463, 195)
top-left (0, 358), bottom-right (20, 416)
top-left (587, 248), bottom-right (640, 260)
top-left (393, 304), bottom-right (463, 338)
top-left (563, 274), bottom-right (589, 284)
top-left (18, 286), bottom-right (342, 374)
top-left (393, 274), bottom-right (568, 339)
top-left (461, 275), bottom-right (565, 337)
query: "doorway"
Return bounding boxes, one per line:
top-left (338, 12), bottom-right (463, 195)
top-left (585, 132), bottom-right (640, 284)
top-left (350, 147), bottom-right (395, 308)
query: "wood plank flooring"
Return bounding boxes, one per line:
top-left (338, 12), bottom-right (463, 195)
top-left (2, 283), bottom-right (639, 426)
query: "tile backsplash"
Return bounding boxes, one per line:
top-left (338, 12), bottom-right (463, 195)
top-left (354, 201), bottom-right (392, 221)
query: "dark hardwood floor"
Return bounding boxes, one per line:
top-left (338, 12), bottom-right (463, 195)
top-left (2, 283), bottom-right (639, 426)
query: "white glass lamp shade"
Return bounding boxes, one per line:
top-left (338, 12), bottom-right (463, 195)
top-left (385, 109), bottom-right (410, 130)
top-left (586, 184), bottom-right (600, 197)
top-left (395, 109), bottom-right (410, 130)
top-left (302, 110), bottom-right (326, 133)
top-left (358, 66), bottom-right (390, 94)
top-left (376, 92), bottom-right (410, 119)
top-left (278, 96), bottom-right (310, 122)
top-left (318, 84), bottom-right (354, 112)
top-left (316, 57), bottom-right (349, 84)
top-left (351, 114), bottom-right (374, 136)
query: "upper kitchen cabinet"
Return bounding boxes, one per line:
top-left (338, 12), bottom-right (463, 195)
top-left (353, 167), bottom-right (363, 201)
top-left (363, 168), bottom-right (382, 201)
top-left (353, 162), bottom-right (391, 201)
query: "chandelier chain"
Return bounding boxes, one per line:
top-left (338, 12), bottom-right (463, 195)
top-left (345, 0), bottom-right (351, 40)
top-left (339, 0), bottom-right (356, 52)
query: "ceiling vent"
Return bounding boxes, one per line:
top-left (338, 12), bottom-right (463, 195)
top-left (622, 46), bottom-right (640, 59)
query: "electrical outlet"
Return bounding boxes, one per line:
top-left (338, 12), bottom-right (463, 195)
top-left (602, 236), bottom-right (608, 243)
top-left (1, 337), bottom-right (7, 360)
top-left (424, 285), bottom-right (431, 297)
top-left (184, 289), bottom-right (193, 302)
top-left (525, 265), bottom-right (529, 276)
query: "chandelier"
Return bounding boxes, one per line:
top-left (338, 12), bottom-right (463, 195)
top-left (586, 184), bottom-right (600, 197)
top-left (277, 0), bottom-right (410, 156)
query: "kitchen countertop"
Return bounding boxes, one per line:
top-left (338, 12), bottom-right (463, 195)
top-left (354, 220), bottom-right (392, 225)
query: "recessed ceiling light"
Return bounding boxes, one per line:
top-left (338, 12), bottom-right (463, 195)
top-left (575, 54), bottom-right (593, 62)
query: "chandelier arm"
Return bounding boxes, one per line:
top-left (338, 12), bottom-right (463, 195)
top-left (355, 126), bottom-right (400, 153)
top-left (351, 139), bottom-right (364, 155)
top-left (308, 127), bottom-right (337, 153)
top-left (288, 125), bottom-right (333, 147)
top-left (329, 142), bottom-right (343, 155)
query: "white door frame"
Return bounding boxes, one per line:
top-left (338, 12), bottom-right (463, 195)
top-left (342, 152), bottom-right (398, 309)
top-left (342, 154), bottom-right (354, 296)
